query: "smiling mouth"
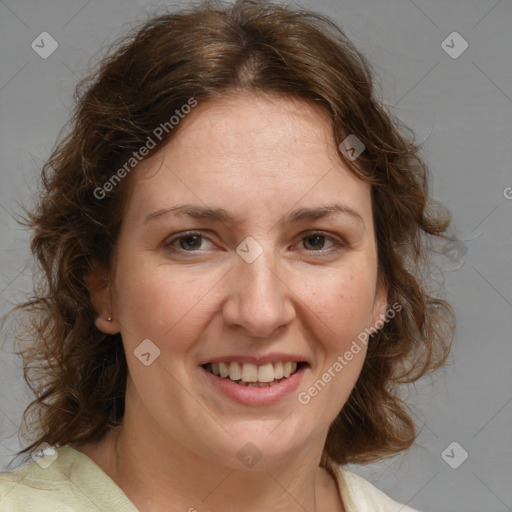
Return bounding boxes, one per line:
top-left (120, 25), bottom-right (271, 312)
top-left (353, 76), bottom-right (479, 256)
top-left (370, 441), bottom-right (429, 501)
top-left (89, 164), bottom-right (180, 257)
top-left (202, 361), bottom-right (308, 387)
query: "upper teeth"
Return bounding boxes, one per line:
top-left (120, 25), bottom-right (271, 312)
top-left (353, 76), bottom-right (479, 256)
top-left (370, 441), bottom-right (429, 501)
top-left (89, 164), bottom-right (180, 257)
top-left (210, 361), bottom-right (298, 382)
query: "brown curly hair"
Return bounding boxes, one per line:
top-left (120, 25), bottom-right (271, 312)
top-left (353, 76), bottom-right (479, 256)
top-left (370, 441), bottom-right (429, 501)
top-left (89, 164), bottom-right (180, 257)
top-left (8, 0), bottom-right (454, 476)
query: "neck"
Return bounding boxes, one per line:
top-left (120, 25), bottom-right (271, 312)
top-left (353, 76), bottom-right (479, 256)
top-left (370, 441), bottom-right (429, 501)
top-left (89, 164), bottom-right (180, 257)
top-left (120, 425), bottom-right (318, 512)
top-left (73, 379), bottom-right (343, 512)
top-left (75, 421), bottom-right (342, 512)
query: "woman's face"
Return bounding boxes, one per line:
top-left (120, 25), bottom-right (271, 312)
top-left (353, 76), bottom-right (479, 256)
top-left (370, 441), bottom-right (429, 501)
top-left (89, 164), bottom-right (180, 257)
top-left (96, 93), bottom-right (387, 468)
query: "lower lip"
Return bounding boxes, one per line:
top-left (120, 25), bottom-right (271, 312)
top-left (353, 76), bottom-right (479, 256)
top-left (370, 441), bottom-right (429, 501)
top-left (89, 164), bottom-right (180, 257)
top-left (200, 365), bottom-right (307, 406)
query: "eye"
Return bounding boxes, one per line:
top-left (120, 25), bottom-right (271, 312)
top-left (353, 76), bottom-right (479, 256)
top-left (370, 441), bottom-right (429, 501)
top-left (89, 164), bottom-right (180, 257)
top-left (298, 231), bottom-right (345, 254)
top-left (164, 231), bottom-right (214, 253)
top-left (163, 230), bottom-right (346, 257)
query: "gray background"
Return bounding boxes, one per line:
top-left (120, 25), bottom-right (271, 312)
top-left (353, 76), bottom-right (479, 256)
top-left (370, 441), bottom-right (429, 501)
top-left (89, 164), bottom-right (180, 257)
top-left (0, 1), bottom-right (511, 511)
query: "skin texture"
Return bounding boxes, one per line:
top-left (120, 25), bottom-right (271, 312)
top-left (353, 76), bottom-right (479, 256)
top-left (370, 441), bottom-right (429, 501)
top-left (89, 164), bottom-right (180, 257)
top-left (80, 93), bottom-right (388, 512)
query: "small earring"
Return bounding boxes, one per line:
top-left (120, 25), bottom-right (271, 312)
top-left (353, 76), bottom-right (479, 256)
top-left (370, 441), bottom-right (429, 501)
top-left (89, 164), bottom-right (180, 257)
top-left (107, 316), bottom-right (112, 322)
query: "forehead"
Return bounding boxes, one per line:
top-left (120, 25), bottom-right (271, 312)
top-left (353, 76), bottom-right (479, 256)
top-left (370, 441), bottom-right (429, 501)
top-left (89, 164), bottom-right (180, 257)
top-left (125, 93), bottom-right (372, 225)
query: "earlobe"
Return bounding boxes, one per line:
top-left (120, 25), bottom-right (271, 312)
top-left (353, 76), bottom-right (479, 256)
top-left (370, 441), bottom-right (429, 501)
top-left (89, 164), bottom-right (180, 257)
top-left (94, 314), bottom-right (120, 335)
top-left (85, 264), bottom-right (120, 335)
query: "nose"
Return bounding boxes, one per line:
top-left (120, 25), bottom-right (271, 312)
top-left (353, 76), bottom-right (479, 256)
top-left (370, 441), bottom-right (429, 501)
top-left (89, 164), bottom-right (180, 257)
top-left (221, 249), bottom-right (296, 339)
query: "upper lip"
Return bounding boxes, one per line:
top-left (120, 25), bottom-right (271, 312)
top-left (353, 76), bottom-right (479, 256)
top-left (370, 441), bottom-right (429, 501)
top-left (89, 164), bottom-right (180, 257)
top-left (199, 353), bottom-right (309, 366)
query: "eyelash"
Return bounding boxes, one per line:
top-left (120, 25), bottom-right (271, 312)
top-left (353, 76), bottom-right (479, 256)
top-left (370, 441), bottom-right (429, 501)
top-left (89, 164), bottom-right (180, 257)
top-left (163, 230), bottom-right (346, 257)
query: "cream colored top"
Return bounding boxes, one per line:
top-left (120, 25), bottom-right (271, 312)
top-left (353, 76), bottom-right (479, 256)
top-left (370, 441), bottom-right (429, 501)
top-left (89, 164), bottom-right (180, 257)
top-left (0, 446), bottom-right (420, 511)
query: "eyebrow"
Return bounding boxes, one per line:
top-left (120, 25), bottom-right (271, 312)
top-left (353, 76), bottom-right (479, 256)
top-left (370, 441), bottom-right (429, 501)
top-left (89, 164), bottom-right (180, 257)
top-left (144, 203), bottom-right (364, 227)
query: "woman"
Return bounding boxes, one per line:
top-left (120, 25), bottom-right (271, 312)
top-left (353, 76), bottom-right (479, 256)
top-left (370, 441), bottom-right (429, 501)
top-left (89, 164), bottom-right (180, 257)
top-left (0, 0), bottom-right (454, 510)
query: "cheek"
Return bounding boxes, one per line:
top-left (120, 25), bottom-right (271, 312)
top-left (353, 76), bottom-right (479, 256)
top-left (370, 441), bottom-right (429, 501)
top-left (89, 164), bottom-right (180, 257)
top-left (297, 273), bottom-right (373, 415)
top-left (300, 269), bottom-right (376, 346)
top-left (113, 257), bottom-right (220, 352)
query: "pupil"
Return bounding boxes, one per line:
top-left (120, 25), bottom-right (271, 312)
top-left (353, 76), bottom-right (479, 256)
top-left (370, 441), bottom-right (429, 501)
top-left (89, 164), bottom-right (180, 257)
top-left (305, 235), bottom-right (324, 250)
top-left (181, 235), bottom-right (200, 250)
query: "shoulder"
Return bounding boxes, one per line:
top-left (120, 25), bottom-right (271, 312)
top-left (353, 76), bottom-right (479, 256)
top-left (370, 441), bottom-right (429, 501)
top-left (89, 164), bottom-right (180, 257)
top-left (0, 446), bottom-right (136, 512)
top-left (334, 466), bottom-right (423, 512)
top-left (0, 446), bottom-right (75, 511)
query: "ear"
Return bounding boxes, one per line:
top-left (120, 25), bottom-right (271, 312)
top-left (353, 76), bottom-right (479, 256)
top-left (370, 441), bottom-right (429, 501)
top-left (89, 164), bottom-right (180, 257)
top-left (369, 278), bottom-right (389, 330)
top-left (85, 260), bottom-right (121, 335)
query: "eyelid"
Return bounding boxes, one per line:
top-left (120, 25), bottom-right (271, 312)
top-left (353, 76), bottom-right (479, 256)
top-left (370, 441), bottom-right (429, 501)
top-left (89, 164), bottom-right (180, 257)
top-left (163, 230), bottom-right (216, 251)
top-left (296, 230), bottom-right (347, 253)
top-left (164, 229), bottom-right (347, 255)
